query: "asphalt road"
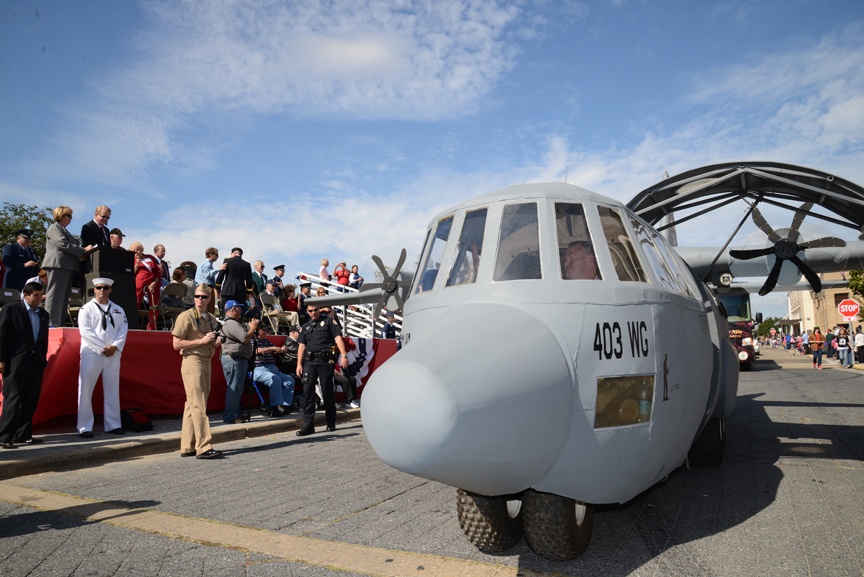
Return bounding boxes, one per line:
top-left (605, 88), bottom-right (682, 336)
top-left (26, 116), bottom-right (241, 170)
top-left (1, 347), bottom-right (862, 577)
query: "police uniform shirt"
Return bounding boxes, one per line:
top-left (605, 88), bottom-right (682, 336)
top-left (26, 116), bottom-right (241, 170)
top-left (78, 299), bottom-right (129, 354)
top-left (297, 316), bottom-right (341, 353)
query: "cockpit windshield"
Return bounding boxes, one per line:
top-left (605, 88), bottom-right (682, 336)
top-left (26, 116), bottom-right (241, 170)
top-left (555, 203), bottom-right (600, 280)
top-left (446, 208), bottom-right (487, 287)
top-left (414, 216), bottom-right (453, 294)
top-left (493, 203), bottom-right (541, 281)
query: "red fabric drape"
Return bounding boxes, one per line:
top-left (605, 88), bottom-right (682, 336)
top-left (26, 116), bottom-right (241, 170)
top-left (0, 329), bottom-right (398, 425)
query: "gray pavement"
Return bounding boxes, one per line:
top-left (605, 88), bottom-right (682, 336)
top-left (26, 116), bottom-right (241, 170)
top-left (0, 347), bottom-right (862, 576)
top-left (0, 404), bottom-right (361, 481)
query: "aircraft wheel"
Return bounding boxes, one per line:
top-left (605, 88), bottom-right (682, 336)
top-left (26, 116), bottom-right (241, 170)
top-left (456, 489), bottom-right (523, 553)
top-left (688, 416), bottom-right (726, 467)
top-left (522, 489), bottom-right (594, 560)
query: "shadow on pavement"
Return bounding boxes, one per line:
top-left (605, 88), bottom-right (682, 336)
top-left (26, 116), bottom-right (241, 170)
top-left (0, 500), bottom-right (160, 539)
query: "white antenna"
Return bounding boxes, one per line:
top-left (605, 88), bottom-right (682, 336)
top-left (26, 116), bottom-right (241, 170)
top-left (564, 165), bottom-right (569, 183)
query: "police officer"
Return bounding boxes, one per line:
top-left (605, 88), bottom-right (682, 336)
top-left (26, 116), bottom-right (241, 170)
top-left (2, 229), bottom-right (40, 291)
top-left (295, 304), bottom-right (348, 436)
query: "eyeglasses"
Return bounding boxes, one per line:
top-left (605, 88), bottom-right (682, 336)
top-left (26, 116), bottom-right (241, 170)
top-left (99, 214), bottom-right (111, 219)
top-left (307, 307), bottom-right (319, 312)
top-left (194, 294), bottom-right (210, 299)
top-left (94, 286), bottom-right (112, 291)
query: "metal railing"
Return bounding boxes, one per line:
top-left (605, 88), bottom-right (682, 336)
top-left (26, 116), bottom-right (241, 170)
top-left (296, 272), bottom-right (401, 339)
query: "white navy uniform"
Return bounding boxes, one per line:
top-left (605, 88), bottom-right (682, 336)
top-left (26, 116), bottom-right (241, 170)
top-left (77, 298), bottom-right (128, 433)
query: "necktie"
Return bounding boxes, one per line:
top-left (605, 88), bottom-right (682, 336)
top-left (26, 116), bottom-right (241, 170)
top-left (95, 302), bottom-right (115, 331)
top-left (102, 226), bottom-right (110, 245)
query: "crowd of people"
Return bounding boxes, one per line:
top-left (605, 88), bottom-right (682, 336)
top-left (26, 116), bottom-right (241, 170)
top-left (766, 325), bottom-right (864, 369)
top-left (1, 210), bottom-right (378, 456)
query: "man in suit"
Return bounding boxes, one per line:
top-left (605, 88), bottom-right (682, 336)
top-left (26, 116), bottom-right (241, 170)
top-left (215, 247), bottom-right (255, 314)
top-left (252, 260), bottom-right (267, 294)
top-left (0, 281), bottom-right (50, 448)
top-left (2, 229), bottom-right (40, 290)
top-left (80, 206), bottom-right (112, 248)
top-left (153, 244), bottom-right (171, 287)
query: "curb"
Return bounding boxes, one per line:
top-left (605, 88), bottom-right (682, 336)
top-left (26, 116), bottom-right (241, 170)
top-left (0, 410), bottom-right (361, 481)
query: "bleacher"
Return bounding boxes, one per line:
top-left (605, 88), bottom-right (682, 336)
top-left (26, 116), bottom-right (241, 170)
top-left (295, 271), bottom-right (402, 339)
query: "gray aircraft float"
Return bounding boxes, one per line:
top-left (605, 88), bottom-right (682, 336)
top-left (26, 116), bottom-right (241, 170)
top-left (310, 162), bottom-right (864, 560)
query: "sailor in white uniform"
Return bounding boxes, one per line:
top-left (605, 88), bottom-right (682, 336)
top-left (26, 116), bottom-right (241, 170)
top-left (76, 277), bottom-right (129, 437)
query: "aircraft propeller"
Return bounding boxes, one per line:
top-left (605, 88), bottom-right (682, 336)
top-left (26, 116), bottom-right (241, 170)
top-left (359, 248), bottom-right (410, 319)
top-left (729, 202), bottom-right (847, 296)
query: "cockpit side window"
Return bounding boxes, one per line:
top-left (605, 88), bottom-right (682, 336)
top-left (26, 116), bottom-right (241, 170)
top-left (446, 208), bottom-right (487, 287)
top-left (493, 203), bottom-right (541, 281)
top-left (598, 206), bottom-right (647, 282)
top-left (628, 216), bottom-right (690, 294)
top-left (414, 216), bottom-right (453, 294)
top-left (555, 203), bottom-right (600, 280)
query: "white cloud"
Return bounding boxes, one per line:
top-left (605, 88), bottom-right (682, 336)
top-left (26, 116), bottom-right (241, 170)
top-left (23, 0), bottom-right (522, 189)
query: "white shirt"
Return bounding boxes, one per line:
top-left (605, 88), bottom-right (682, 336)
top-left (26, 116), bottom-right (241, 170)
top-left (78, 298), bottom-right (129, 354)
top-left (855, 332), bottom-right (864, 347)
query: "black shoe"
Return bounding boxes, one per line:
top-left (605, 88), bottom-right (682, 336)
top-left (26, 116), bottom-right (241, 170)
top-left (106, 428), bottom-right (125, 435)
top-left (326, 425), bottom-right (336, 432)
top-left (196, 449), bottom-right (223, 460)
top-left (180, 451), bottom-right (196, 458)
top-left (79, 431), bottom-right (94, 439)
top-left (19, 438), bottom-right (43, 445)
top-left (296, 428), bottom-right (315, 437)
top-left (271, 405), bottom-right (286, 417)
top-left (1, 441), bottom-right (16, 449)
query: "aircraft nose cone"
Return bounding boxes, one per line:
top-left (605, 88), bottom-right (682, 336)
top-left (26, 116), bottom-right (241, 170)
top-left (362, 304), bottom-right (573, 496)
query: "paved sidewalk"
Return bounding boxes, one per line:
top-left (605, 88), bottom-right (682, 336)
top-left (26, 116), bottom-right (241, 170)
top-left (0, 406), bottom-right (360, 481)
top-left (760, 342), bottom-right (864, 371)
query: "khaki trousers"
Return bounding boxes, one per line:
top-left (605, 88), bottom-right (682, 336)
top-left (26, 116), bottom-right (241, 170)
top-left (180, 356), bottom-right (212, 455)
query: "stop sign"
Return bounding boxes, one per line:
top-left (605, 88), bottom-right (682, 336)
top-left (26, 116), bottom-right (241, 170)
top-left (838, 298), bottom-right (861, 320)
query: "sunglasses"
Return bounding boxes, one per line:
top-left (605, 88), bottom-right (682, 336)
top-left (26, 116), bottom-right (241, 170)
top-left (194, 294), bottom-right (210, 299)
top-left (94, 286), bottom-right (112, 291)
top-left (307, 307), bottom-right (319, 312)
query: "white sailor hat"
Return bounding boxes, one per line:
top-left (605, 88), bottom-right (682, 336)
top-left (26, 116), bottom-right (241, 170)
top-left (91, 277), bottom-right (115, 287)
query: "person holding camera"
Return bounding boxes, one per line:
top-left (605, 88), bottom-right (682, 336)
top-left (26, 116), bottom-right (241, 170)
top-left (171, 284), bottom-right (223, 459)
top-left (220, 300), bottom-right (259, 424)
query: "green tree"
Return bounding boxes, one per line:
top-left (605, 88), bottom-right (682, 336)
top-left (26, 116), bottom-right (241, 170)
top-left (0, 202), bottom-right (54, 261)
top-left (754, 316), bottom-right (782, 338)
top-left (849, 269), bottom-right (864, 321)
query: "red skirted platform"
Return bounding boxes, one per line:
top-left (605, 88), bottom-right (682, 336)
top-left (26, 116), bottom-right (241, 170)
top-left (1, 329), bottom-right (398, 426)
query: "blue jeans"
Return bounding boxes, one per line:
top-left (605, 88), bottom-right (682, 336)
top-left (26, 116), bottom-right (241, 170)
top-left (253, 364), bottom-right (295, 407)
top-left (838, 348), bottom-right (852, 368)
top-left (812, 347), bottom-right (822, 367)
top-left (221, 355), bottom-right (247, 422)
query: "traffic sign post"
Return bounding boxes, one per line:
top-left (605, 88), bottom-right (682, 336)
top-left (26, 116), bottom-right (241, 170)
top-left (837, 298), bottom-right (860, 322)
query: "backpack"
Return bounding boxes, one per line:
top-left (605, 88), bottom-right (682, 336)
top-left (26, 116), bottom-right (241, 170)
top-left (121, 408), bottom-right (153, 432)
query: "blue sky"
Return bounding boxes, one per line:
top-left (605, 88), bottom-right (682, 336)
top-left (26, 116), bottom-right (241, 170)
top-left (3, 0), bottom-right (864, 318)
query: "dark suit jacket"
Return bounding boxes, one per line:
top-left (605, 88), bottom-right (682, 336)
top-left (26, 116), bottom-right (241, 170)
top-left (80, 219), bottom-right (110, 248)
top-left (215, 256), bottom-right (256, 300)
top-left (2, 242), bottom-right (40, 290)
top-left (0, 300), bottom-right (50, 376)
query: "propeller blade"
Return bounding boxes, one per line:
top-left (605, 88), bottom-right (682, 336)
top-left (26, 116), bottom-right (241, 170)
top-left (394, 248), bottom-right (407, 276)
top-left (751, 207), bottom-right (782, 243)
top-left (788, 202), bottom-right (813, 237)
top-left (371, 255), bottom-right (389, 280)
top-left (730, 247), bottom-right (774, 260)
top-left (789, 255), bottom-right (823, 293)
top-left (799, 236), bottom-right (848, 249)
top-left (758, 258), bottom-right (784, 296)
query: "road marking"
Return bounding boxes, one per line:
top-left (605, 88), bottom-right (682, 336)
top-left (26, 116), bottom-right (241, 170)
top-left (0, 483), bottom-right (562, 577)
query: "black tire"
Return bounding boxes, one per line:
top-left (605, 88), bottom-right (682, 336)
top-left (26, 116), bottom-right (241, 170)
top-left (688, 416), bottom-right (726, 467)
top-left (456, 489), bottom-right (523, 553)
top-left (522, 489), bottom-right (594, 560)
